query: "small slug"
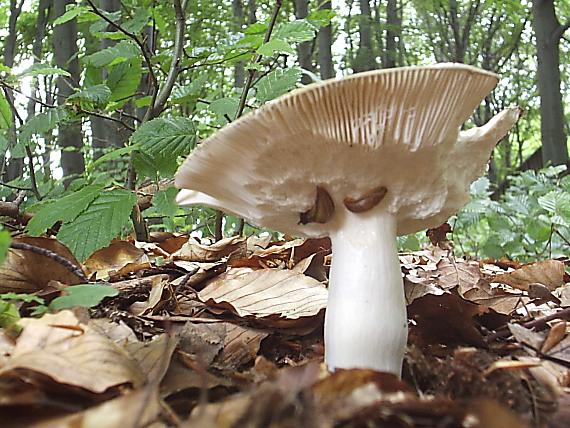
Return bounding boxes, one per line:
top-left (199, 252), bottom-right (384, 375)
top-left (343, 186), bottom-right (388, 213)
top-left (299, 186), bottom-right (335, 224)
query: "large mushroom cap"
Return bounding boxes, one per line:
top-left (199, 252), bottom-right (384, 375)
top-left (176, 63), bottom-right (513, 236)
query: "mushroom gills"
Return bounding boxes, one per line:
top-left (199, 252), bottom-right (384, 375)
top-left (344, 186), bottom-right (388, 213)
top-left (299, 186), bottom-right (335, 224)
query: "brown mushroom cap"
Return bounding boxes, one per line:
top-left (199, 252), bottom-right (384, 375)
top-left (175, 64), bottom-right (510, 236)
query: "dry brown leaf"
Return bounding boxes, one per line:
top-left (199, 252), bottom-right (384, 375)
top-left (436, 257), bottom-right (482, 294)
top-left (83, 240), bottom-right (149, 280)
top-left (508, 323), bottom-right (546, 350)
top-left (178, 321), bottom-right (267, 372)
top-left (174, 236), bottom-right (246, 262)
top-left (198, 268), bottom-right (328, 321)
top-left (494, 260), bottom-right (565, 291)
top-left (0, 237), bottom-right (84, 293)
top-left (0, 311), bottom-right (145, 393)
top-left (31, 387), bottom-right (163, 428)
top-left (541, 321), bottom-right (567, 353)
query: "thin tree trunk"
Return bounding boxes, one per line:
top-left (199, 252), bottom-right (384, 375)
top-left (295, 0), bottom-right (314, 84)
top-left (384, 0), bottom-right (400, 68)
top-left (318, 1), bottom-right (334, 79)
top-left (2, 0), bottom-right (24, 183)
top-left (248, 0), bottom-right (257, 24)
top-left (353, 0), bottom-right (377, 72)
top-left (532, 0), bottom-right (569, 166)
top-left (53, 0), bottom-right (85, 184)
top-left (233, 0), bottom-right (245, 87)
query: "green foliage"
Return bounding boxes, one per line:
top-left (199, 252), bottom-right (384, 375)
top-left (18, 107), bottom-right (70, 152)
top-left (57, 189), bottom-right (137, 262)
top-left (106, 58), bottom-right (142, 107)
top-left (0, 227), bottom-right (10, 265)
top-left (453, 166), bottom-right (570, 261)
top-left (83, 40), bottom-right (139, 67)
top-left (49, 284), bottom-right (119, 311)
top-left (27, 184), bottom-right (104, 236)
top-left (131, 117), bottom-right (197, 177)
top-left (255, 67), bottom-right (302, 102)
top-left (0, 91), bottom-right (12, 130)
top-left (17, 64), bottom-right (70, 78)
top-left (0, 300), bottom-right (20, 328)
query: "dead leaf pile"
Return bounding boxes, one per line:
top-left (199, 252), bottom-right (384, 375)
top-left (0, 233), bottom-right (569, 427)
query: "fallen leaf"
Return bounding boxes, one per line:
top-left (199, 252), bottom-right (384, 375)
top-left (83, 240), bottom-right (149, 280)
top-left (0, 237), bottom-right (84, 293)
top-left (541, 321), bottom-right (567, 353)
top-left (0, 311), bottom-right (145, 393)
top-left (198, 268), bottom-right (328, 322)
top-left (494, 260), bottom-right (565, 291)
top-left (173, 236), bottom-right (246, 262)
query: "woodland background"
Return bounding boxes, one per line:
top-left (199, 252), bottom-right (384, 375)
top-left (0, 0), bottom-right (568, 263)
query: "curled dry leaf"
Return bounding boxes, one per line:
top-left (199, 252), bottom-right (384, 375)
top-left (0, 311), bottom-right (145, 393)
top-left (198, 268), bottom-right (328, 323)
top-left (494, 260), bottom-right (565, 291)
top-left (0, 237), bottom-right (84, 293)
top-left (83, 240), bottom-right (149, 280)
top-left (173, 235), bottom-right (247, 262)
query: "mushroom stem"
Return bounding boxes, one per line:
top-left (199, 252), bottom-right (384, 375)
top-left (325, 209), bottom-right (407, 376)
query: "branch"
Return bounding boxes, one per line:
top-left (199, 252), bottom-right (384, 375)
top-left (551, 20), bottom-right (570, 43)
top-left (0, 191), bottom-right (33, 225)
top-left (80, 108), bottom-right (135, 132)
top-left (152, 0), bottom-right (189, 116)
top-left (84, 0), bottom-right (158, 90)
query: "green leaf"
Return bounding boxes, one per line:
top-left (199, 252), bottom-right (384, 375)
top-left (172, 74), bottom-right (208, 104)
top-left (87, 145), bottom-right (139, 173)
top-left (0, 133), bottom-right (8, 153)
top-left (131, 117), bottom-right (197, 176)
top-left (274, 20), bottom-right (316, 43)
top-left (0, 293), bottom-right (44, 305)
top-left (0, 300), bottom-right (20, 328)
top-left (0, 228), bottom-right (10, 265)
top-left (122, 8), bottom-right (150, 34)
top-left (147, 187), bottom-right (178, 218)
top-left (307, 9), bottom-right (336, 27)
top-left (57, 189), bottom-right (137, 261)
top-left (106, 58), bottom-right (142, 107)
top-left (19, 108), bottom-right (70, 145)
top-left (17, 64), bottom-right (71, 78)
top-left (257, 39), bottom-right (295, 56)
top-left (53, 5), bottom-right (89, 26)
top-left (68, 84), bottom-right (112, 107)
top-left (27, 185), bottom-right (104, 236)
top-left (83, 40), bottom-right (139, 68)
top-left (49, 284), bottom-right (119, 311)
top-left (255, 67), bottom-right (302, 102)
top-left (0, 92), bottom-right (13, 130)
top-left (209, 97), bottom-right (240, 120)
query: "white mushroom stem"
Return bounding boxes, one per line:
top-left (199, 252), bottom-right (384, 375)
top-left (325, 209), bottom-right (407, 376)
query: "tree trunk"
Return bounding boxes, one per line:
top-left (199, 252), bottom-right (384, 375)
top-left (384, 0), bottom-right (400, 68)
top-left (295, 0), bottom-right (314, 84)
top-left (53, 0), bottom-right (85, 184)
top-left (25, 0), bottom-right (51, 181)
top-left (353, 0), bottom-right (377, 72)
top-left (233, 0), bottom-right (245, 87)
top-left (318, 1), bottom-right (334, 79)
top-left (247, 0), bottom-right (257, 24)
top-left (2, 0), bottom-right (24, 183)
top-left (532, 0), bottom-right (569, 166)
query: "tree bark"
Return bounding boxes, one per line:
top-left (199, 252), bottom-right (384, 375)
top-left (318, 1), bottom-right (334, 79)
top-left (384, 0), bottom-right (400, 68)
top-left (353, 0), bottom-right (377, 72)
top-left (247, 0), bottom-right (257, 24)
top-left (2, 0), bottom-right (24, 183)
top-left (53, 0), bottom-right (85, 184)
top-left (233, 0), bottom-right (245, 88)
top-left (295, 0), bottom-right (314, 84)
top-left (532, 0), bottom-right (569, 166)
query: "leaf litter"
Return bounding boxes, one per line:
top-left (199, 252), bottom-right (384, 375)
top-left (0, 232), bottom-right (569, 427)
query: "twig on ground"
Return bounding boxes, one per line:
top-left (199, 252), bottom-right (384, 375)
top-left (9, 241), bottom-right (88, 282)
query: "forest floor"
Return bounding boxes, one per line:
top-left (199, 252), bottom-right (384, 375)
top-left (0, 229), bottom-right (569, 428)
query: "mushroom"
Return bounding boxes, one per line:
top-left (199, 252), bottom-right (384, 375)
top-left (175, 64), bottom-right (521, 376)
